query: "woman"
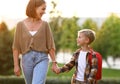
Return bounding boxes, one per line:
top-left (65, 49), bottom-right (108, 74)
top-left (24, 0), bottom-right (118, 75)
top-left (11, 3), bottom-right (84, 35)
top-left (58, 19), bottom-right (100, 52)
top-left (12, 0), bottom-right (58, 84)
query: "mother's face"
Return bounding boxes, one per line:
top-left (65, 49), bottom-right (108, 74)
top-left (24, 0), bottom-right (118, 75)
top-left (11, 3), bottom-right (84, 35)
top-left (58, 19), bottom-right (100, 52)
top-left (36, 3), bottom-right (46, 19)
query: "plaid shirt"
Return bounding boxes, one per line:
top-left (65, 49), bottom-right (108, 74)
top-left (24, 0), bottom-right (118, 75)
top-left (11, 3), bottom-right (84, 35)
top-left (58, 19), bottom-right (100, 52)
top-left (60, 48), bottom-right (98, 84)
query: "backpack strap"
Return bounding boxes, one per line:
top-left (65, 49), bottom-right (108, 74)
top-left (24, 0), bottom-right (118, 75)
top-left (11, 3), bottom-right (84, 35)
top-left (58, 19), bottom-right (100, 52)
top-left (88, 49), bottom-right (98, 66)
top-left (87, 50), bottom-right (98, 81)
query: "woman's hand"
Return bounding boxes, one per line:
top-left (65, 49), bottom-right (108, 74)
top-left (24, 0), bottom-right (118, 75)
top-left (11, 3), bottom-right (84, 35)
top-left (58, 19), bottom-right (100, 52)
top-left (14, 65), bottom-right (21, 76)
top-left (51, 62), bottom-right (60, 74)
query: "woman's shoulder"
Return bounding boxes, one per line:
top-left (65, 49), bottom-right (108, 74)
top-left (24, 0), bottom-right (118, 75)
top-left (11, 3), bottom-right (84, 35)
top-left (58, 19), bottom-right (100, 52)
top-left (16, 19), bottom-right (25, 26)
top-left (41, 20), bottom-right (50, 28)
top-left (42, 20), bottom-right (48, 24)
top-left (15, 19), bottom-right (26, 30)
top-left (17, 18), bottom-right (29, 24)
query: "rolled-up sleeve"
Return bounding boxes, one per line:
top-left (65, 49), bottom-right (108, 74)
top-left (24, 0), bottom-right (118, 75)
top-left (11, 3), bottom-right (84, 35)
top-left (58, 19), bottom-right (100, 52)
top-left (46, 22), bottom-right (55, 51)
top-left (12, 22), bottom-right (21, 52)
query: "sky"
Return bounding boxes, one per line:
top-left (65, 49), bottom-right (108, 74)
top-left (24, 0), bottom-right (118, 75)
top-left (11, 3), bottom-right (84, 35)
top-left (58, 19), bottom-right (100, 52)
top-left (0, 0), bottom-right (120, 28)
top-left (0, 0), bottom-right (120, 19)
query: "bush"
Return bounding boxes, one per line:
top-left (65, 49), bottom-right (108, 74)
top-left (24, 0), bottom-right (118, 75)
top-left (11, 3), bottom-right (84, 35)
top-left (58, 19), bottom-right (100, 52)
top-left (98, 79), bottom-right (120, 84)
top-left (0, 76), bottom-right (120, 84)
top-left (0, 76), bottom-right (25, 84)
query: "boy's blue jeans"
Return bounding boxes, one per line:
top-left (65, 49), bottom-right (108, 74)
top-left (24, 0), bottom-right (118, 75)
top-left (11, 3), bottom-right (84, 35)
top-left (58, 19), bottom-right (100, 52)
top-left (21, 50), bottom-right (49, 84)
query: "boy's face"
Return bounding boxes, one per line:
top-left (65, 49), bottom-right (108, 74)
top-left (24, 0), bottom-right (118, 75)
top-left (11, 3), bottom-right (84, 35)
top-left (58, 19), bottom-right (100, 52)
top-left (77, 32), bottom-right (89, 46)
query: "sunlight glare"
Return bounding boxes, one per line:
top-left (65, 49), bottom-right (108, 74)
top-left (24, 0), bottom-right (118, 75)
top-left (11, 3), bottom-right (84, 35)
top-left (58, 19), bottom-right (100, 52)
top-left (0, 0), bottom-right (120, 19)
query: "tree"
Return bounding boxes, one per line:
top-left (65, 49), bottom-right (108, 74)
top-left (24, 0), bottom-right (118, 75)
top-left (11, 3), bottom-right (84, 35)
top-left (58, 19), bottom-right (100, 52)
top-left (49, 0), bottom-right (63, 53)
top-left (81, 18), bottom-right (99, 47)
top-left (93, 14), bottom-right (120, 67)
top-left (81, 18), bottom-right (98, 32)
top-left (59, 17), bottom-right (81, 52)
top-left (0, 21), bottom-right (13, 75)
top-left (49, 16), bottom-right (80, 53)
top-left (49, 17), bottom-right (63, 53)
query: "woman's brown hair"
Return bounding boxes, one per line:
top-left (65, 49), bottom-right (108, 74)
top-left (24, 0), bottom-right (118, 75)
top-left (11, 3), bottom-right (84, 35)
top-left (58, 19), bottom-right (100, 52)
top-left (26, 0), bottom-right (45, 18)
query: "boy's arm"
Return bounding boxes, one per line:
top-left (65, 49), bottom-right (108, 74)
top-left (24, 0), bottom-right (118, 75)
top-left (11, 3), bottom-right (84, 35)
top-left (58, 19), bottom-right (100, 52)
top-left (88, 54), bottom-right (98, 83)
top-left (60, 55), bottom-right (76, 73)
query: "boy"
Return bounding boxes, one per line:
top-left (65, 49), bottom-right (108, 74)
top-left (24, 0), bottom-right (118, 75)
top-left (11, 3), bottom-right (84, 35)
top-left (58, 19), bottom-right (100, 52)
top-left (55, 29), bottom-right (102, 84)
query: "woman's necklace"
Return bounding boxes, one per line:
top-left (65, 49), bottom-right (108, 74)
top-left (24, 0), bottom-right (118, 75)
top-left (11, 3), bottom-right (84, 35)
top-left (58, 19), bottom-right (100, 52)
top-left (26, 18), bottom-right (42, 31)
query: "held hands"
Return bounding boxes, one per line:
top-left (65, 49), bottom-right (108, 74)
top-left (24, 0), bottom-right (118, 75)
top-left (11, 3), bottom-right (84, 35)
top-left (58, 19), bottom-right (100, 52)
top-left (51, 62), bottom-right (61, 74)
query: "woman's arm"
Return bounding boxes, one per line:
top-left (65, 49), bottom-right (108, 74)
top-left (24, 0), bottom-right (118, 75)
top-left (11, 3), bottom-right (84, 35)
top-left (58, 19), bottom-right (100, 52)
top-left (48, 48), bottom-right (58, 73)
top-left (13, 49), bottom-right (21, 76)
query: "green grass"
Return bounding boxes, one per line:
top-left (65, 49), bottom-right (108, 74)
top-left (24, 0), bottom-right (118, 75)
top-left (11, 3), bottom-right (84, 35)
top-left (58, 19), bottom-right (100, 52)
top-left (102, 68), bottom-right (120, 79)
top-left (47, 63), bottom-right (74, 78)
top-left (0, 63), bottom-right (120, 84)
top-left (47, 63), bottom-right (120, 80)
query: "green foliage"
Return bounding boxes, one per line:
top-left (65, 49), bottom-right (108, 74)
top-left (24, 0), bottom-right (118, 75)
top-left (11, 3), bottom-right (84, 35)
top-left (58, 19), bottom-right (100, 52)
top-left (98, 80), bottom-right (120, 84)
top-left (82, 18), bottom-right (98, 31)
top-left (0, 67), bottom-right (120, 84)
top-left (0, 22), bottom-right (14, 75)
top-left (46, 77), bottom-right (71, 84)
top-left (49, 17), bottom-right (80, 53)
top-left (93, 14), bottom-right (120, 59)
top-left (0, 76), bottom-right (25, 84)
top-left (81, 18), bottom-right (99, 48)
top-left (0, 77), bottom-right (120, 84)
top-left (59, 17), bottom-right (80, 52)
top-left (49, 14), bottom-right (120, 61)
top-left (49, 17), bottom-right (63, 53)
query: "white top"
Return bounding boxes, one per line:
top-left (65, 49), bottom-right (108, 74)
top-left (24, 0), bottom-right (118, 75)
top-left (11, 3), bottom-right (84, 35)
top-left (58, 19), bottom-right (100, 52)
top-left (29, 31), bottom-right (37, 36)
top-left (76, 50), bottom-right (88, 81)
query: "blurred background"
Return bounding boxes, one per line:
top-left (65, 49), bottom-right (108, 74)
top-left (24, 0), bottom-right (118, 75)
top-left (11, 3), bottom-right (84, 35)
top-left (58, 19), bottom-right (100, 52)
top-left (0, 0), bottom-right (120, 84)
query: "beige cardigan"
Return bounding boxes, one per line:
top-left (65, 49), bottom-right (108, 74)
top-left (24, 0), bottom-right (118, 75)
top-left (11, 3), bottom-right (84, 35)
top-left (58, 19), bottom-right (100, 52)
top-left (12, 21), bottom-right (55, 54)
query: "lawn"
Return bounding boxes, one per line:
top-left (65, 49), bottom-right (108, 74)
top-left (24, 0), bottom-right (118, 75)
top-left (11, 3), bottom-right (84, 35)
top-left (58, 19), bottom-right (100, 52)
top-left (47, 63), bottom-right (120, 80)
top-left (102, 68), bottom-right (120, 79)
top-left (0, 63), bottom-right (120, 84)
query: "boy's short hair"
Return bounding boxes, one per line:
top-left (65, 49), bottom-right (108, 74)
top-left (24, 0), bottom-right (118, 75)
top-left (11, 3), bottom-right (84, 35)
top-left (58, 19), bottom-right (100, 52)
top-left (26, 0), bottom-right (45, 18)
top-left (78, 29), bottom-right (96, 44)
